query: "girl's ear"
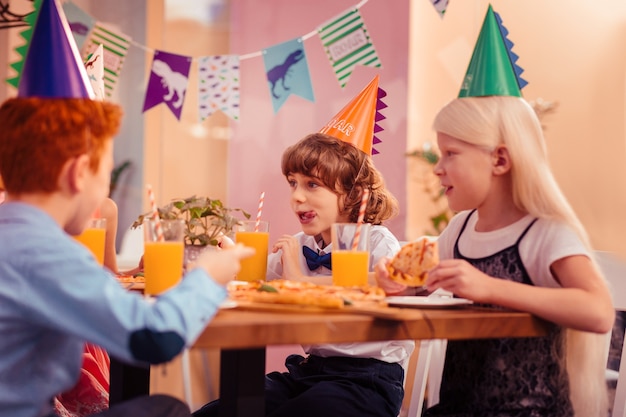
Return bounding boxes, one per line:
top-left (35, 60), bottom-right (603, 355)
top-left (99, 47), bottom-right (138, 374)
top-left (492, 145), bottom-right (512, 175)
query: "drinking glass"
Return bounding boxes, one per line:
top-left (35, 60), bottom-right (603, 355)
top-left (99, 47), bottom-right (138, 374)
top-left (75, 218), bottom-right (107, 266)
top-left (143, 218), bottom-right (185, 295)
top-left (234, 220), bottom-right (269, 282)
top-left (331, 223), bottom-right (371, 286)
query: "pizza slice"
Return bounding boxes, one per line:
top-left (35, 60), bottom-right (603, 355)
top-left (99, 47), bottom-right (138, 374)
top-left (386, 238), bottom-right (439, 287)
top-left (227, 279), bottom-right (385, 309)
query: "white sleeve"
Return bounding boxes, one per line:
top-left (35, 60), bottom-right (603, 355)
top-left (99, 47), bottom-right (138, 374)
top-left (521, 219), bottom-right (590, 288)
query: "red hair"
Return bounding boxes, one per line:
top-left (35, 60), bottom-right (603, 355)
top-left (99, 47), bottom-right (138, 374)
top-left (0, 98), bottom-right (122, 193)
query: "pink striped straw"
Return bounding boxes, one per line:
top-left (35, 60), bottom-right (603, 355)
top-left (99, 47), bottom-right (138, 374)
top-left (146, 184), bottom-right (164, 242)
top-left (352, 188), bottom-right (370, 250)
top-left (254, 191), bottom-right (265, 232)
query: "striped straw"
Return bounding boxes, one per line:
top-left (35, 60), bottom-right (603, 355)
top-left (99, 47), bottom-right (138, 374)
top-left (254, 191), bottom-right (265, 232)
top-left (146, 184), bottom-right (164, 242)
top-left (352, 188), bottom-right (370, 250)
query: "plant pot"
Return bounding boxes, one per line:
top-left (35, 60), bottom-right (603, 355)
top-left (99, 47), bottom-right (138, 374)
top-left (184, 244), bottom-right (216, 268)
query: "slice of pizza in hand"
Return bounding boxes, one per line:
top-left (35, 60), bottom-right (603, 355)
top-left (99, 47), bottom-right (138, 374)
top-left (386, 238), bottom-right (439, 287)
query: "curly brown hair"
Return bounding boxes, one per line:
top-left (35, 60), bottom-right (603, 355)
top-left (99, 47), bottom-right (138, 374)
top-left (0, 97), bottom-right (123, 194)
top-left (281, 133), bottom-right (398, 225)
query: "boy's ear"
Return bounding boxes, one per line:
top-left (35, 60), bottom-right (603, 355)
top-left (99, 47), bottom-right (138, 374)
top-left (492, 145), bottom-right (511, 175)
top-left (59, 154), bottom-right (91, 194)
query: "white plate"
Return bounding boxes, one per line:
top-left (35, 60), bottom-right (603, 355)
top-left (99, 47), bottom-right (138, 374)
top-left (220, 299), bottom-right (238, 309)
top-left (385, 296), bottom-right (473, 308)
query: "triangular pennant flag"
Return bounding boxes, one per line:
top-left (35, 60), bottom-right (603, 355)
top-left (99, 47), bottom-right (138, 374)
top-left (18, 0), bottom-right (94, 99)
top-left (318, 8), bottom-right (382, 88)
top-left (458, 4), bottom-right (527, 98)
top-left (82, 23), bottom-right (131, 98)
top-left (6, 0), bottom-right (41, 89)
top-left (62, 1), bottom-right (95, 50)
top-left (262, 38), bottom-right (315, 113)
top-left (143, 50), bottom-right (192, 120)
top-left (429, 0), bottom-right (449, 18)
top-left (85, 44), bottom-right (105, 100)
top-left (319, 75), bottom-right (385, 155)
top-left (198, 55), bottom-right (241, 122)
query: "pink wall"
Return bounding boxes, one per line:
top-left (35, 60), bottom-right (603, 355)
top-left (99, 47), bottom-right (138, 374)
top-left (227, 0), bottom-right (410, 245)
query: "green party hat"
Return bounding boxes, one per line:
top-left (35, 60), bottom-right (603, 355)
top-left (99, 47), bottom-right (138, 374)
top-left (458, 4), bottom-right (528, 98)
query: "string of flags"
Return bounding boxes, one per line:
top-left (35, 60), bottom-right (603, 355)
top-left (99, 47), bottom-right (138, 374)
top-left (6, 0), bottom-right (451, 122)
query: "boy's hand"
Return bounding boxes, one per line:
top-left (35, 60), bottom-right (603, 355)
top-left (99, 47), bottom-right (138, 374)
top-left (194, 243), bottom-right (255, 285)
top-left (272, 235), bottom-right (307, 281)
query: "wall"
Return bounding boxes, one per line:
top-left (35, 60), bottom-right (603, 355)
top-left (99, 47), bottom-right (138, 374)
top-left (407, 0), bottom-right (626, 259)
top-left (226, 0), bottom-right (410, 244)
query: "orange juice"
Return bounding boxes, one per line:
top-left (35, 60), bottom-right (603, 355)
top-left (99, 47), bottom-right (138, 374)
top-left (75, 227), bottom-right (106, 266)
top-left (144, 241), bottom-right (184, 295)
top-left (235, 231), bottom-right (269, 281)
top-left (332, 250), bottom-right (369, 286)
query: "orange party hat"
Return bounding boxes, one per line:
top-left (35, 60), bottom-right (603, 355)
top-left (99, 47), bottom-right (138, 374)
top-left (319, 75), bottom-right (386, 155)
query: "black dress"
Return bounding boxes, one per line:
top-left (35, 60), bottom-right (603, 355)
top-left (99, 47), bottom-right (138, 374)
top-left (425, 211), bottom-right (573, 417)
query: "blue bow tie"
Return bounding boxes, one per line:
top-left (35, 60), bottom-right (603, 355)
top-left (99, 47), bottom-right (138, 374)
top-left (303, 246), bottom-right (332, 271)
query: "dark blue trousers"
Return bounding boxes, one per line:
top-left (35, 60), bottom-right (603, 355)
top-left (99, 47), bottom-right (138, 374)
top-left (193, 354), bottom-right (404, 417)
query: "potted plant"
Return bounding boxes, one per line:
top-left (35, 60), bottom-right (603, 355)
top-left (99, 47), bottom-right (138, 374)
top-left (132, 195), bottom-right (250, 263)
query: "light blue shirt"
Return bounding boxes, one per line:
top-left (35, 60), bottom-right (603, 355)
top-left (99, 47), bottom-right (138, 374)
top-left (0, 202), bottom-right (227, 417)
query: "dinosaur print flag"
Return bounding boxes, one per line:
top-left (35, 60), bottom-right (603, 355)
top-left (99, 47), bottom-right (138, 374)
top-left (429, 0), bottom-right (449, 18)
top-left (143, 50), bottom-right (192, 120)
top-left (262, 37), bottom-right (315, 114)
top-left (63, 1), bottom-right (95, 50)
top-left (85, 44), bottom-right (105, 100)
top-left (318, 8), bottom-right (382, 88)
top-left (198, 55), bottom-right (240, 122)
top-left (81, 23), bottom-right (130, 98)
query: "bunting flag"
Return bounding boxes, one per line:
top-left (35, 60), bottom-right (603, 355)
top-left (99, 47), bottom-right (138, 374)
top-left (6, 0), bottom-right (41, 88)
top-left (143, 50), bottom-right (192, 120)
top-left (318, 8), bottom-right (382, 88)
top-left (198, 55), bottom-right (241, 122)
top-left (429, 0), bottom-right (449, 18)
top-left (63, 1), bottom-right (95, 50)
top-left (82, 23), bottom-right (131, 98)
top-left (458, 5), bottom-right (527, 98)
top-left (85, 44), bottom-right (105, 100)
top-left (262, 38), bottom-right (315, 113)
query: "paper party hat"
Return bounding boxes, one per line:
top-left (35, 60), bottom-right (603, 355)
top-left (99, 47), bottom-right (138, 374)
top-left (458, 4), bottom-right (527, 98)
top-left (18, 0), bottom-right (94, 99)
top-left (319, 75), bottom-right (387, 155)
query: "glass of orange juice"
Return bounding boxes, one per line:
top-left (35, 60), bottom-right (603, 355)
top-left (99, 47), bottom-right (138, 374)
top-left (331, 223), bottom-right (371, 287)
top-left (75, 218), bottom-right (107, 266)
top-left (234, 220), bottom-right (269, 282)
top-left (143, 218), bottom-right (185, 296)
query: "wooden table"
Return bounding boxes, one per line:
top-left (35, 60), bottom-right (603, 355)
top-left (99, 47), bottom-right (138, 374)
top-left (110, 304), bottom-right (551, 417)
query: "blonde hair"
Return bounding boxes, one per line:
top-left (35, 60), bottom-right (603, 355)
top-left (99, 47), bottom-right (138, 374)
top-left (433, 96), bottom-right (608, 417)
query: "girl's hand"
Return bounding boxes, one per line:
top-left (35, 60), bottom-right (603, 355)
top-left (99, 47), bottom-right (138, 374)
top-left (272, 235), bottom-right (307, 281)
top-left (426, 259), bottom-right (495, 302)
top-left (374, 257), bottom-right (409, 295)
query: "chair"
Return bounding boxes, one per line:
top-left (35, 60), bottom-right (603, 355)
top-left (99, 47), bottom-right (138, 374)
top-left (595, 251), bottom-right (626, 417)
top-left (405, 339), bottom-right (447, 417)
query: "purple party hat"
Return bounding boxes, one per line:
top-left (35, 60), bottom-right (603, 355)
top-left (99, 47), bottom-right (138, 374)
top-left (18, 0), bottom-right (94, 99)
